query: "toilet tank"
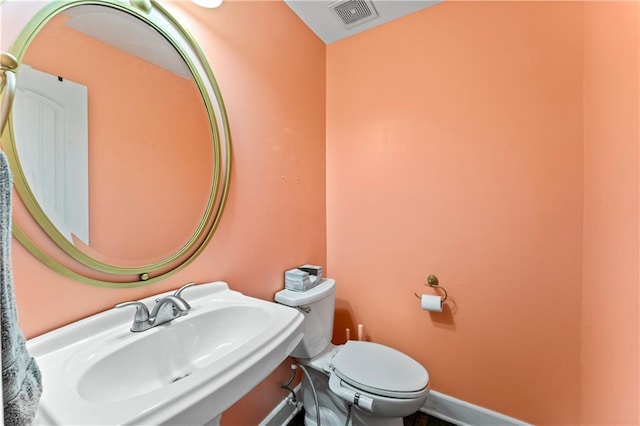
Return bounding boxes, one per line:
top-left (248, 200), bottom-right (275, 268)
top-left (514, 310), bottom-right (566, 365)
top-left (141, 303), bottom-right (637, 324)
top-left (275, 278), bottom-right (335, 359)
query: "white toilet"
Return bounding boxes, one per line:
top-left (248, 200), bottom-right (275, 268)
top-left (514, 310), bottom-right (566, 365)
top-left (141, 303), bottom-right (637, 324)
top-left (275, 278), bottom-right (430, 426)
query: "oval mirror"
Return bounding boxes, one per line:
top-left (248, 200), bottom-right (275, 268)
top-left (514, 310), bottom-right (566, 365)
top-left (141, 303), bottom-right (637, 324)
top-left (1, 0), bottom-right (231, 286)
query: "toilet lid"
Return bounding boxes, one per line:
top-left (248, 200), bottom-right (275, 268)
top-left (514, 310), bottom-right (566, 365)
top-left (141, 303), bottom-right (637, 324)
top-left (331, 341), bottom-right (429, 398)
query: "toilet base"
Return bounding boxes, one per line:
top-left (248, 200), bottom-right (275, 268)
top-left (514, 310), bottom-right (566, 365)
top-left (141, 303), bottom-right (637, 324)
top-left (300, 364), bottom-right (404, 426)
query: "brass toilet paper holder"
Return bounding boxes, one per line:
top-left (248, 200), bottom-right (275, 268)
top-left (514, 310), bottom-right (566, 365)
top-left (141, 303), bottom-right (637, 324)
top-left (414, 275), bottom-right (448, 302)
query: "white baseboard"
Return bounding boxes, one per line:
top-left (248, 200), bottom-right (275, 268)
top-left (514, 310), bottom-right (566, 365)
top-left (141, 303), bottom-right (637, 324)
top-left (260, 386), bottom-right (530, 426)
top-left (259, 384), bottom-right (303, 426)
top-left (423, 390), bottom-right (530, 426)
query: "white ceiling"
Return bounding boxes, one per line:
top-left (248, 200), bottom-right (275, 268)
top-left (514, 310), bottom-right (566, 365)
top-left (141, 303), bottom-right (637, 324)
top-left (60, 1), bottom-right (442, 75)
top-left (284, 0), bottom-right (441, 44)
top-left (62, 5), bottom-right (192, 79)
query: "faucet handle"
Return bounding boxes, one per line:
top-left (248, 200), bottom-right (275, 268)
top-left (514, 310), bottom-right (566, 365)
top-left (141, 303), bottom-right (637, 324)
top-left (174, 282), bottom-right (196, 299)
top-left (115, 301), bottom-right (150, 322)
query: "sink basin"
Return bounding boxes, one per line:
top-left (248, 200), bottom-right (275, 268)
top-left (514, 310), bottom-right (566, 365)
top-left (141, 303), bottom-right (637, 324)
top-left (28, 282), bottom-right (304, 425)
top-left (73, 305), bottom-right (272, 404)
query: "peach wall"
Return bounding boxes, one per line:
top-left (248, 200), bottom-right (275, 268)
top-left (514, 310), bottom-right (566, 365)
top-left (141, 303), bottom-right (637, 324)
top-left (2, 0), bottom-right (326, 424)
top-left (581, 2), bottom-right (640, 424)
top-left (3, 0), bottom-right (638, 424)
top-left (326, 2), bottom-right (584, 424)
top-left (22, 13), bottom-right (213, 264)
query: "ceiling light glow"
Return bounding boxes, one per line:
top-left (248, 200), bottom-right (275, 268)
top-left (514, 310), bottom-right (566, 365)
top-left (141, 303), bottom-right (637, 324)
top-left (191, 0), bottom-right (223, 8)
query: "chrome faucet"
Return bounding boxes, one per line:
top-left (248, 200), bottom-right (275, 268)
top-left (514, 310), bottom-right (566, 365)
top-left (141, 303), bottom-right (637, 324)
top-left (115, 283), bottom-right (195, 332)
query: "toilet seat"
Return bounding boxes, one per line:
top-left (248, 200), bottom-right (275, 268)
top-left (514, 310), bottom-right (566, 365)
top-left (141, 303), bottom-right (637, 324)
top-left (330, 341), bottom-right (429, 399)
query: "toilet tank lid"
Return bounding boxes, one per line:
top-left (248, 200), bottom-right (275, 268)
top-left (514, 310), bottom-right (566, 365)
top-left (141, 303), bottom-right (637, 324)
top-left (275, 278), bottom-right (335, 306)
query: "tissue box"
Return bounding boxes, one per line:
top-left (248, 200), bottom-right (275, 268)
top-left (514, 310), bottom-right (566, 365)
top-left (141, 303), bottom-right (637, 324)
top-left (297, 264), bottom-right (323, 281)
top-left (284, 266), bottom-right (322, 291)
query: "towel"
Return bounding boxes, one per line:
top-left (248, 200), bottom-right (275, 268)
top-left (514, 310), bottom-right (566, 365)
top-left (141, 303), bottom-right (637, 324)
top-left (0, 151), bottom-right (42, 425)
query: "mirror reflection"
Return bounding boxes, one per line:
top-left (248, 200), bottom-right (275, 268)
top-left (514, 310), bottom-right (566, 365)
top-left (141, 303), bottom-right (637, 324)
top-left (12, 4), bottom-right (214, 267)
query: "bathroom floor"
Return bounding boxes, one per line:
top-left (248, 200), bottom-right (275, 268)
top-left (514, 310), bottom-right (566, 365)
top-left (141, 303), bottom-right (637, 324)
top-left (287, 409), bottom-right (455, 426)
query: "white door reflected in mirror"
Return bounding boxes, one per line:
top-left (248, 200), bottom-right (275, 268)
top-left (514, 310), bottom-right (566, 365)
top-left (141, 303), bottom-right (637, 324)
top-left (14, 64), bottom-right (89, 245)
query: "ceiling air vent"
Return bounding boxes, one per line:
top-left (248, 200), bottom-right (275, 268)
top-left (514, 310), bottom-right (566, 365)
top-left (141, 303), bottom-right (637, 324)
top-left (329, 0), bottom-right (379, 29)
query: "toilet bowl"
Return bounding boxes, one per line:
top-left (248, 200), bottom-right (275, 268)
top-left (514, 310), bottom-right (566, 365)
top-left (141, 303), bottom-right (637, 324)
top-left (275, 279), bottom-right (430, 426)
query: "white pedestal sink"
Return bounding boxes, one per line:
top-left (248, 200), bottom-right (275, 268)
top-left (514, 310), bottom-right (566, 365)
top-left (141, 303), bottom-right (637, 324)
top-left (28, 282), bottom-right (304, 425)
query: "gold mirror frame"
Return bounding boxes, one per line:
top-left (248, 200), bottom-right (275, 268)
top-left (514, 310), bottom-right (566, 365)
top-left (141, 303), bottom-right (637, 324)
top-left (0, 0), bottom-right (231, 287)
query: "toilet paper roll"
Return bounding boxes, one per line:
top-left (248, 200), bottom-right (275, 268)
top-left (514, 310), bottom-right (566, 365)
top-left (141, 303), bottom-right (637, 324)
top-left (421, 294), bottom-right (443, 312)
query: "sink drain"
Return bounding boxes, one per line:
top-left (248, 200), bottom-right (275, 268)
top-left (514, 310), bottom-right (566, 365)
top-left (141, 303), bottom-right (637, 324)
top-left (170, 372), bottom-right (191, 383)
